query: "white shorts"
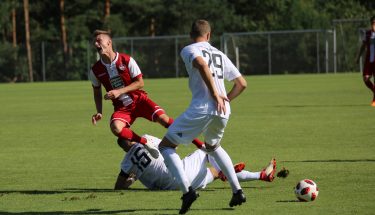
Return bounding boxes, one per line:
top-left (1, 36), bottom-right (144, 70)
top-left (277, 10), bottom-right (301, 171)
top-left (182, 149), bottom-right (214, 190)
top-left (165, 111), bottom-right (228, 146)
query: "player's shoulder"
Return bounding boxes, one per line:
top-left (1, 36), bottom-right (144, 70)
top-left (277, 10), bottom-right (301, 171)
top-left (117, 52), bottom-right (132, 62)
top-left (91, 60), bottom-right (104, 73)
top-left (180, 44), bottom-right (195, 60)
top-left (181, 43), bottom-right (195, 54)
top-left (181, 42), bottom-right (209, 59)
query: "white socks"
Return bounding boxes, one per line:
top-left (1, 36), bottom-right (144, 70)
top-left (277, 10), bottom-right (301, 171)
top-left (159, 147), bottom-right (190, 193)
top-left (209, 155), bottom-right (261, 182)
top-left (207, 146), bottom-right (241, 193)
top-left (236, 171), bottom-right (260, 182)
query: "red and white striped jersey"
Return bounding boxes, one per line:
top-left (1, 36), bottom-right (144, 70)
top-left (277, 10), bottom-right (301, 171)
top-left (89, 52), bottom-right (147, 110)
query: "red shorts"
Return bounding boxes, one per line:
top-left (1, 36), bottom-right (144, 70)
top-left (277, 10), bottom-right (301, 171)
top-left (363, 61), bottom-right (375, 77)
top-left (110, 94), bottom-right (166, 127)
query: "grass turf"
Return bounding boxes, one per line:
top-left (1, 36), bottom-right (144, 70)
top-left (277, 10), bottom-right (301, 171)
top-left (0, 73), bottom-right (374, 214)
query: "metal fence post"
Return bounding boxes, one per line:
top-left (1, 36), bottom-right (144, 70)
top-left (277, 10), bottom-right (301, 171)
top-left (175, 37), bottom-right (179, 78)
top-left (316, 32), bottom-right (320, 73)
top-left (223, 34), bottom-right (228, 55)
top-left (130, 39), bottom-right (134, 56)
top-left (235, 46), bottom-right (240, 70)
top-left (41, 41), bottom-right (46, 82)
top-left (325, 30), bottom-right (329, 73)
top-left (267, 33), bottom-right (272, 75)
top-left (333, 26), bottom-right (337, 73)
top-left (359, 29), bottom-right (363, 73)
top-left (87, 41), bottom-right (90, 77)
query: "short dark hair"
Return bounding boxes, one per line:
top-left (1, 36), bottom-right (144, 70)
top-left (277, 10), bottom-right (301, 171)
top-left (371, 16), bottom-right (375, 23)
top-left (190, 19), bottom-right (211, 39)
top-left (93, 29), bottom-right (111, 38)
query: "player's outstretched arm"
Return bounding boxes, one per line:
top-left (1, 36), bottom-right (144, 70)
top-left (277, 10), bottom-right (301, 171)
top-left (227, 76), bottom-right (247, 102)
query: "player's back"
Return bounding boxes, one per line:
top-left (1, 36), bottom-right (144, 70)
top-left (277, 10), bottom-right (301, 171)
top-left (180, 41), bottom-right (241, 118)
top-left (120, 142), bottom-right (178, 190)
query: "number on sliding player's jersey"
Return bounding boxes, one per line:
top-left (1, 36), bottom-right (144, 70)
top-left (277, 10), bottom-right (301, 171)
top-left (130, 146), bottom-right (151, 172)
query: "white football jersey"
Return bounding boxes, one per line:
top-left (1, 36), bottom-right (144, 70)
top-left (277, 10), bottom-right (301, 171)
top-left (180, 42), bottom-right (242, 119)
top-left (120, 138), bottom-right (177, 190)
top-left (120, 135), bottom-right (212, 190)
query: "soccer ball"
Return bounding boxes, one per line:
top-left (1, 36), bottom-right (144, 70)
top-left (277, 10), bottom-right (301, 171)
top-left (294, 179), bottom-right (319, 202)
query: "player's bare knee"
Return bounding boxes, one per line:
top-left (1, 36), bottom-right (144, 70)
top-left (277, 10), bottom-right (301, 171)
top-left (204, 143), bottom-right (220, 152)
top-left (110, 121), bottom-right (125, 136)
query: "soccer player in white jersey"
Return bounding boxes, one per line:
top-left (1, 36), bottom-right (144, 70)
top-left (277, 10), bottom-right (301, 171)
top-left (114, 135), bottom-right (276, 190)
top-left (158, 20), bottom-right (248, 214)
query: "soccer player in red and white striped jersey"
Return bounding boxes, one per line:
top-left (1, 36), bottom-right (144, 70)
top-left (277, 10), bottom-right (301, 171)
top-left (356, 16), bottom-right (375, 106)
top-left (89, 30), bottom-right (203, 158)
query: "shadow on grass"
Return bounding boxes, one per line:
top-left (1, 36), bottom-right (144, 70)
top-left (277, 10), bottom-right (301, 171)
top-left (0, 207), bottom-right (231, 214)
top-left (0, 188), bottom-right (167, 195)
top-left (0, 185), bottom-right (265, 195)
top-left (283, 159), bottom-right (375, 163)
top-left (272, 104), bottom-right (369, 108)
top-left (0, 209), bottom-right (135, 214)
top-left (276, 200), bottom-right (301, 203)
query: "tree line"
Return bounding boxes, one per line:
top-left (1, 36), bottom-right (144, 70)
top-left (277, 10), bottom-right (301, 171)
top-left (0, 0), bottom-right (373, 82)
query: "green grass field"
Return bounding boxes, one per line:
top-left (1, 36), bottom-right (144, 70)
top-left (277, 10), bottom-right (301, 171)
top-left (0, 73), bottom-right (374, 214)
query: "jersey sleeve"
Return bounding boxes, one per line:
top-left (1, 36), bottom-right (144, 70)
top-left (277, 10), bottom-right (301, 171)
top-left (181, 46), bottom-right (202, 66)
top-left (88, 69), bottom-right (101, 87)
top-left (223, 55), bottom-right (242, 81)
top-left (128, 57), bottom-right (142, 79)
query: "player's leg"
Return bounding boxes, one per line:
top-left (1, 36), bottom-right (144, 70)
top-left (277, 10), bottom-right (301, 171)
top-left (203, 116), bottom-right (246, 207)
top-left (370, 62), bottom-right (375, 106)
top-left (208, 156), bottom-right (276, 182)
top-left (363, 75), bottom-right (374, 93)
top-left (158, 112), bottom-right (208, 214)
top-left (182, 150), bottom-right (214, 190)
top-left (363, 62), bottom-right (375, 106)
top-left (110, 111), bottom-right (159, 158)
top-left (110, 120), bottom-right (146, 144)
top-left (140, 96), bottom-right (205, 148)
top-left (159, 137), bottom-right (198, 214)
top-left (207, 156), bottom-right (246, 181)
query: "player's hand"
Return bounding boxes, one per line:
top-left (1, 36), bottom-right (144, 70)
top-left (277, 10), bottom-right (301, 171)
top-left (92, 113), bottom-right (102, 125)
top-left (215, 95), bottom-right (229, 115)
top-left (104, 90), bottom-right (121, 100)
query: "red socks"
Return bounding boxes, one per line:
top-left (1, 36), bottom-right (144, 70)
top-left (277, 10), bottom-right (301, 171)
top-left (166, 118), bottom-right (174, 128)
top-left (119, 127), bottom-right (147, 144)
top-left (192, 139), bottom-right (204, 148)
